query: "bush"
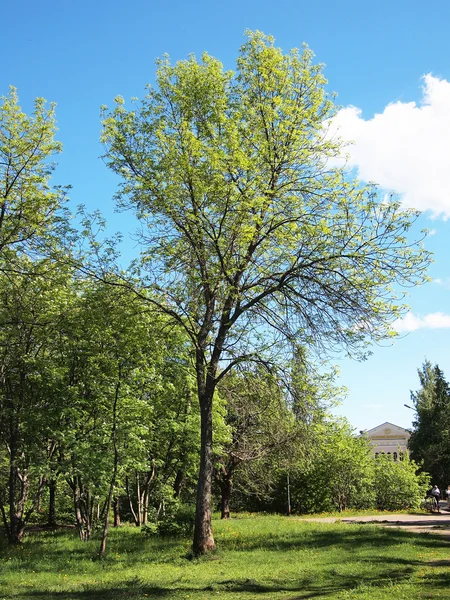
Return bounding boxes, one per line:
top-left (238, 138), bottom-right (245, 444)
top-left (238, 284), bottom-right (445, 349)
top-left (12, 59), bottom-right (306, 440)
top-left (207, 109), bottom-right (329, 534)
top-left (285, 420), bottom-right (376, 514)
top-left (375, 453), bottom-right (430, 510)
top-left (155, 503), bottom-right (196, 537)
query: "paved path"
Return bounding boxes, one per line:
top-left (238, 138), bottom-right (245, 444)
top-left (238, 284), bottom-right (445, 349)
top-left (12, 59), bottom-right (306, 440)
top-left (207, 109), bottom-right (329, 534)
top-left (301, 503), bottom-right (450, 536)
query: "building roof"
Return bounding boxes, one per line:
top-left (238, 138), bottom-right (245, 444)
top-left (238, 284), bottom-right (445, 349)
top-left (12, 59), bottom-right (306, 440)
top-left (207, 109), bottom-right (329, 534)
top-left (363, 421), bottom-right (410, 435)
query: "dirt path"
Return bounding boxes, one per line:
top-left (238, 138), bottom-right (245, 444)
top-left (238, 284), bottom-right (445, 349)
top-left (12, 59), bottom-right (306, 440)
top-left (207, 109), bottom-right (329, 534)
top-left (301, 503), bottom-right (450, 536)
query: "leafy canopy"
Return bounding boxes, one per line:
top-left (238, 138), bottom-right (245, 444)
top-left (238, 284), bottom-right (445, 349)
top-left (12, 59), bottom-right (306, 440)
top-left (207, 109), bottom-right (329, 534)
top-left (101, 31), bottom-right (430, 368)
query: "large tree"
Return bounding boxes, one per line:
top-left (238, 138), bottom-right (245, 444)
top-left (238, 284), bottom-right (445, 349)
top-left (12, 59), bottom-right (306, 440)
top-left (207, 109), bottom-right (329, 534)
top-left (408, 361), bottom-right (450, 488)
top-left (101, 31), bottom-right (430, 554)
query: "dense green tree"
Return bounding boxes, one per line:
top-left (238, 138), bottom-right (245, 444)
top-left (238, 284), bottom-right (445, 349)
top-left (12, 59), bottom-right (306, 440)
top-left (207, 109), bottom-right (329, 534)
top-left (0, 262), bottom-right (203, 547)
top-left (0, 88), bottom-right (69, 266)
top-left (228, 355), bottom-right (344, 516)
top-left (408, 361), bottom-right (450, 488)
top-left (101, 31), bottom-right (430, 554)
top-left (0, 259), bottom-right (76, 543)
top-left (215, 367), bottom-right (295, 518)
top-left (51, 281), bottom-right (200, 546)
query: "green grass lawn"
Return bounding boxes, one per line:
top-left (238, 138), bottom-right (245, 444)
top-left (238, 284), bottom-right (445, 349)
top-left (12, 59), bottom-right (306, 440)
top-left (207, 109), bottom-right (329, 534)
top-left (1, 514), bottom-right (449, 599)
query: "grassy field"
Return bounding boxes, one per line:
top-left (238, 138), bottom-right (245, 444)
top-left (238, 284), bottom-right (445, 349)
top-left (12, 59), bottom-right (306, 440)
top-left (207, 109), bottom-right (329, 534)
top-left (1, 514), bottom-right (449, 599)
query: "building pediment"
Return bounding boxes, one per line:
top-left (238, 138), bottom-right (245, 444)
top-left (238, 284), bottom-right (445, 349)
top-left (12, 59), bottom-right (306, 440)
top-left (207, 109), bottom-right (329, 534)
top-left (364, 422), bottom-right (410, 440)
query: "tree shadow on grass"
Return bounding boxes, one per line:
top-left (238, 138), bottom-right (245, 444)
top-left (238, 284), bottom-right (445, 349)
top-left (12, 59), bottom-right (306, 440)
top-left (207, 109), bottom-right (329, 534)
top-left (8, 568), bottom-right (421, 600)
top-left (0, 527), bottom-right (185, 572)
top-left (217, 524), bottom-right (450, 554)
top-left (4, 524), bottom-right (450, 600)
top-left (9, 556), bottom-right (450, 600)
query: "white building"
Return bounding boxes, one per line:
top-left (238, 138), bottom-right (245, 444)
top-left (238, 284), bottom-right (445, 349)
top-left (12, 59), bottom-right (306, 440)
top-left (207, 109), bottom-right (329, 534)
top-left (362, 422), bottom-right (410, 460)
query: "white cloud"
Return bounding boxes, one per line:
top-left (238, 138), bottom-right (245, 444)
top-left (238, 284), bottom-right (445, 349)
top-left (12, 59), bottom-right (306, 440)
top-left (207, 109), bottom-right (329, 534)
top-left (434, 278), bottom-right (450, 289)
top-left (394, 311), bottom-right (450, 333)
top-left (331, 75), bottom-right (450, 219)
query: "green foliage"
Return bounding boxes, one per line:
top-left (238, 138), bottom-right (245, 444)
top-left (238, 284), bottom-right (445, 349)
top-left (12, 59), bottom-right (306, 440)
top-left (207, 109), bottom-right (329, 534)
top-left (154, 503), bottom-right (196, 537)
top-left (101, 31), bottom-right (431, 552)
top-left (215, 365), bottom-right (302, 517)
top-left (1, 517), bottom-right (450, 599)
top-left (374, 453), bottom-right (430, 511)
top-left (141, 496), bottom-right (195, 537)
top-left (0, 258), bottom-right (78, 537)
top-left (0, 87), bottom-right (70, 263)
top-left (408, 361), bottom-right (450, 488)
top-left (287, 419), bottom-right (375, 514)
top-left (101, 31), bottom-right (431, 367)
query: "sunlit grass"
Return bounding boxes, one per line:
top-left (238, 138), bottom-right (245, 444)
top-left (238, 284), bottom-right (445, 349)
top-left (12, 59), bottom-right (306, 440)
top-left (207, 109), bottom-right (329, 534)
top-left (0, 514), bottom-right (449, 599)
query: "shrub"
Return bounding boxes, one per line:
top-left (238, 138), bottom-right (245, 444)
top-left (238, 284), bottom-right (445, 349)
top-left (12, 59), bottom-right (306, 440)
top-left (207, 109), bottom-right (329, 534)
top-left (141, 502), bottom-right (195, 537)
top-left (375, 453), bottom-right (430, 510)
top-left (155, 503), bottom-right (196, 537)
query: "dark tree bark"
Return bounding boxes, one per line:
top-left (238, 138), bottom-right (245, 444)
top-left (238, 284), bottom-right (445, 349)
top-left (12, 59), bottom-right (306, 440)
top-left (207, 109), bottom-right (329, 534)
top-left (218, 469), bottom-right (233, 520)
top-left (192, 382), bottom-right (216, 554)
top-left (173, 470), bottom-right (184, 498)
top-left (113, 496), bottom-right (121, 527)
top-left (47, 478), bottom-right (57, 526)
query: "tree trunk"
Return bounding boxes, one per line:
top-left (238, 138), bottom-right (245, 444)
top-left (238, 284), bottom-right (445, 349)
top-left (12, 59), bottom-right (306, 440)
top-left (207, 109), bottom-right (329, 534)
top-left (173, 470), bottom-right (184, 498)
top-left (72, 477), bottom-right (92, 541)
top-left (141, 465), bottom-right (155, 525)
top-left (126, 475), bottom-right (139, 526)
top-left (36, 476), bottom-right (45, 513)
top-left (192, 385), bottom-right (216, 555)
top-left (47, 479), bottom-right (57, 526)
top-left (7, 434), bottom-right (29, 544)
top-left (143, 488), bottom-right (149, 525)
top-left (113, 496), bottom-right (121, 527)
top-left (99, 377), bottom-right (120, 558)
top-left (99, 481), bottom-right (114, 557)
top-left (220, 473), bottom-right (232, 520)
top-left (136, 473), bottom-right (142, 526)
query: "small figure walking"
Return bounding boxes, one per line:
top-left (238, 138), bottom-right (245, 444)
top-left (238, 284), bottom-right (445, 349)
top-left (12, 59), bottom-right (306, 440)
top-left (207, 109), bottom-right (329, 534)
top-left (446, 485), bottom-right (450, 508)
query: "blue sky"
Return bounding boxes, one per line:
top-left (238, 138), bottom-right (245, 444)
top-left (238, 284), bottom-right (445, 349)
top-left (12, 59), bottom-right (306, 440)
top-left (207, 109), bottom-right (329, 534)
top-left (4, 0), bottom-right (450, 432)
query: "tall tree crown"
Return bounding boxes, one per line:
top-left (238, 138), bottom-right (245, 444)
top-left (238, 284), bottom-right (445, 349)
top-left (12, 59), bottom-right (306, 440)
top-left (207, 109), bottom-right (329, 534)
top-left (101, 30), bottom-right (430, 368)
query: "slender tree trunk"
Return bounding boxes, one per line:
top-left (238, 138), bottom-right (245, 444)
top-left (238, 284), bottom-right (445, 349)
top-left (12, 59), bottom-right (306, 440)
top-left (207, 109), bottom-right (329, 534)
top-left (47, 479), bottom-right (57, 526)
top-left (136, 473), bottom-right (142, 526)
top-left (142, 465), bottom-right (155, 525)
top-left (99, 480), bottom-right (114, 557)
top-left (73, 479), bottom-right (84, 540)
top-left (99, 498), bottom-right (108, 522)
top-left (8, 440), bottom-right (20, 544)
top-left (143, 490), bottom-right (149, 525)
top-left (113, 497), bottom-right (121, 527)
top-left (7, 433), bottom-right (29, 544)
top-left (72, 477), bottom-right (92, 541)
top-left (192, 384), bottom-right (216, 555)
top-left (173, 470), bottom-right (184, 498)
top-left (99, 377), bottom-right (120, 558)
top-left (126, 475), bottom-right (139, 526)
top-left (36, 476), bottom-right (45, 513)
